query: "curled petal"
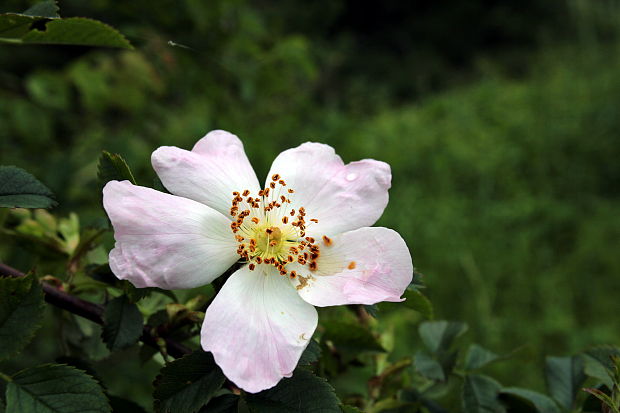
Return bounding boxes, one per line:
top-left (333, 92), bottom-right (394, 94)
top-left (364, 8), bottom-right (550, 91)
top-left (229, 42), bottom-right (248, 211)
top-left (103, 180), bottom-right (237, 289)
top-left (266, 142), bottom-right (391, 236)
top-left (292, 227), bottom-right (413, 306)
top-left (201, 265), bottom-right (318, 393)
top-left (152, 130), bottom-right (261, 217)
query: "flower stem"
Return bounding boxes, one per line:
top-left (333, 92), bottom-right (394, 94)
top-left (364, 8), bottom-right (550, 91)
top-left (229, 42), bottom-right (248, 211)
top-left (0, 371), bottom-right (12, 382)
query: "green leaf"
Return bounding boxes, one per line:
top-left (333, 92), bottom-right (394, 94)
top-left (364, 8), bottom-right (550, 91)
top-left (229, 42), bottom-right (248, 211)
top-left (501, 387), bottom-right (561, 413)
top-left (298, 339), bottom-right (321, 366)
top-left (462, 374), bottom-right (505, 413)
top-left (5, 364), bottom-right (110, 413)
top-left (414, 351), bottom-right (445, 381)
top-left (245, 368), bottom-right (340, 413)
top-left (23, 1), bottom-right (59, 18)
top-left (200, 395), bottom-right (239, 413)
top-left (101, 295), bottom-right (143, 351)
top-left (322, 320), bottom-right (384, 355)
top-left (583, 346), bottom-right (620, 388)
top-left (544, 355), bottom-right (585, 410)
top-left (153, 350), bottom-right (226, 413)
top-left (21, 18), bottom-right (132, 48)
top-left (419, 321), bottom-right (468, 354)
top-left (0, 166), bottom-right (57, 208)
top-left (363, 304), bottom-right (379, 318)
top-left (402, 289), bottom-right (433, 319)
top-left (97, 151), bottom-right (137, 185)
top-left (0, 274), bottom-right (45, 361)
top-left (465, 344), bottom-right (500, 371)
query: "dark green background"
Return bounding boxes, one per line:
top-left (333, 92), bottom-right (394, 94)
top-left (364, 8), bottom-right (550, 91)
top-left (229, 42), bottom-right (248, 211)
top-left (1, 0), bottom-right (619, 407)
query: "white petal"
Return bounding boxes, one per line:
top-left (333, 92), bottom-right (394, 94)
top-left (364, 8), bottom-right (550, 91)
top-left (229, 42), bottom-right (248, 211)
top-left (292, 227), bottom-right (413, 306)
top-left (201, 265), bottom-right (318, 393)
top-left (152, 130), bottom-right (261, 217)
top-left (266, 142), bottom-right (391, 236)
top-left (103, 180), bottom-right (238, 289)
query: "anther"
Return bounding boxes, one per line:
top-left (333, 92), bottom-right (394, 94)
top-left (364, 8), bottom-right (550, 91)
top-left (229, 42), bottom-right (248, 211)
top-left (272, 174), bottom-right (280, 181)
top-left (242, 189), bottom-right (250, 196)
top-left (282, 216), bottom-right (289, 224)
top-left (309, 262), bottom-right (317, 271)
top-left (270, 182), bottom-right (276, 189)
top-left (288, 189), bottom-right (294, 193)
top-left (322, 235), bottom-right (332, 246)
top-left (251, 217), bottom-right (259, 224)
top-left (348, 261), bottom-right (356, 270)
top-left (249, 263), bottom-right (256, 271)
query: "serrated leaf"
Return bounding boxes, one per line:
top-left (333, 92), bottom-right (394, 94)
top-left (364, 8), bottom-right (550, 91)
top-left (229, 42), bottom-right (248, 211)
top-left (0, 274), bottom-right (45, 361)
top-left (0, 166), bottom-right (57, 208)
top-left (23, 1), bottom-right (59, 18)
top-left (544, 355), bottom-right (585, 410)
top-left (322, 320), bottom-right (384, 355)
top-left (298, 339), bottom-right (321, 366)
top-left (5, 364), bottom-right (110, 413)
top-left (153, 350), bottom-right (225, 413)
top-left (97, 151), bottom-right (136, 185)
top-left (246, 368), bottom-right (340, 413)
top-left (102, 296), bottom-right (143, 351)
top-left (419, 321), bottom-right (468, 354)
top-left (462, 374), bottom-right (505, 413)
top-left (465, 344), bottom-right (500, 371)
top-left (414, 351), bottom-right (445, 381)
top-left (21, 18), bottom-right (132, 48)
top-left (403, 289), bottom-right (433, 319)
top-left (200, 395), bottom-right (239, 413)
top-left (501, 387), bottom-right (561, 413)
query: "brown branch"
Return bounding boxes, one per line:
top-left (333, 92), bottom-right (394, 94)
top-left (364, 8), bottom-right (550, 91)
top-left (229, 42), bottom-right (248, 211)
top-left (0, 262), bottom-right (191, 358)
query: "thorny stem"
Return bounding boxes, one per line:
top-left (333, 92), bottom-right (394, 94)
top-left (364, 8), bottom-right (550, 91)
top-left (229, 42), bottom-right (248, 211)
top-left (0, 261), bottom-right (241, 393)
top-left (0, 262), bottom-right (190, 358)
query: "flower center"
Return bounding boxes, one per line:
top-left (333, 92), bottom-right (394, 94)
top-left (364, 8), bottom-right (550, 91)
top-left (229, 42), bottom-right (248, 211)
top-left (229, 174), bottom-right (328, 279)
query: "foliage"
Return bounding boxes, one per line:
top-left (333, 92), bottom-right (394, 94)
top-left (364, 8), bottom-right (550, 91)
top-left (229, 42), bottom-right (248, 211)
top-left (0, 274), bottom-right (45, 361)
top-left (1, 0), bottom-right (620, 412)
top-left (0, 166), bottom-right (57, 208)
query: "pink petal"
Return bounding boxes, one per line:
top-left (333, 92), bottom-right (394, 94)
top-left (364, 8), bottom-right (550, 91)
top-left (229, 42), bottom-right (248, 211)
top-left (293, 227), bottom-right (413, 306)
top-left (152, 130), bottom-right (261, 217)
top-left (266, 142), bottom-right (391, 236)
top-left (201, 265), bottom-right (318, 393)
top-left (103, 181), bottom-right (238, 289)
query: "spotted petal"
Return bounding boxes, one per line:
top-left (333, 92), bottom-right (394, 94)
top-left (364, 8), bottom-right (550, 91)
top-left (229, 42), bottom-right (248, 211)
top-left (152, 130), bottom-right (261, 217)
top-left (201, 264), bottom-right (318, 393)
top-left (292, 227), bottom-right (413, 306)
top-left (103, 180), bottom-right (238, 289)
top-left (266, 142), bottom-right (391, 236)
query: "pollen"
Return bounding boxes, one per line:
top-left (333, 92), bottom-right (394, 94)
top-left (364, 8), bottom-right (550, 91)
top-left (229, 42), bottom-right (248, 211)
top-left (322, 235), bottom-right (332, 246)
top-left (229, 174), bottom-right (322, 278)
top-left (348, 261), bottom-right (356, 270)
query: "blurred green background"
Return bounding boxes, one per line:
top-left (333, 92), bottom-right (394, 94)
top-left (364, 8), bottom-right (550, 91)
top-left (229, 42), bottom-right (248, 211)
top-left (1, 0), bottom-right (620, 403)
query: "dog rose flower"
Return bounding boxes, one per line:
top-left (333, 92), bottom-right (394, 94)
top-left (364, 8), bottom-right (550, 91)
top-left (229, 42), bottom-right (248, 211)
top-left (103, 130), bottom-right (413, 393)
